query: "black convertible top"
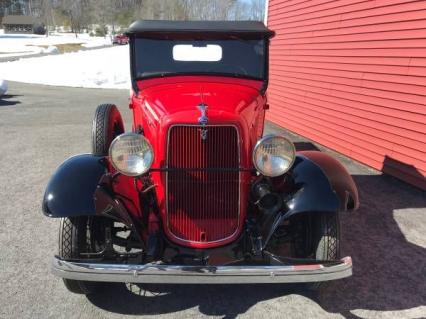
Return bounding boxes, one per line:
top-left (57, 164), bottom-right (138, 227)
top-left (126, 20), bottom-right (275, 38)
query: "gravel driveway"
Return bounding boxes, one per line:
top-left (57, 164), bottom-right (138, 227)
top-left (0, 82), bottom-right (425, 319)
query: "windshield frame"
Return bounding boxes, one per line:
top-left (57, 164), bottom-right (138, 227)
top-left (129, 34), bottom-right (270, 94)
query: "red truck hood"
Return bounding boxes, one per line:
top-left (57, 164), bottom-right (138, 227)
top-left (135, 76), bottom-right (266, 171)
top-left (137, 76), bottom-right (263, 126)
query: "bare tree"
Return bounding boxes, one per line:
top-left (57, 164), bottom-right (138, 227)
top-left (39, 0), bottom-right (54, 35)
top-left (179, 0), bottom-right (237, 20)
top-left (0, 1), bottom-right (13, 17)
top-left (89, 0), bottom-right (117, 33)
top-left (59, 0), bottom-right (90, 35)
top-left (230, 0), bottom-right (265, 21)
top-left (248, 0), bottom-right (265, 21)
top-left (6, 0), bottom-right (266, 33)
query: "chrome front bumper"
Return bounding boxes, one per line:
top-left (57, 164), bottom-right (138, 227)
top-left (52, 256), bottom-right (352, 284)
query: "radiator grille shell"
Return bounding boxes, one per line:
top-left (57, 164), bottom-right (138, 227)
top-left (166, 125), bottom-right (241, 246)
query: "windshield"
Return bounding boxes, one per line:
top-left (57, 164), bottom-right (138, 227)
top-left (134, 38), bottom-right (266, 80)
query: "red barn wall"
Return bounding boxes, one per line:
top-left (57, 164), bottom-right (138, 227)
top-left (267, 0), bottom-right (426, 190)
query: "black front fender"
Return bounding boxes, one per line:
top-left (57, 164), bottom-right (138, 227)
top-left (284, 151), bottom-right (359, 219)
top-left (262, 152), bottom-right (359, 249)
top-left (42, 154), bottom-right (106, 218)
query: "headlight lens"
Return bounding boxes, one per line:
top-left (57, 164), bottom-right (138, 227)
top-left (109, 133), bottom-right (153, 176)
top-left (253, 135), bottom-right (295, 177)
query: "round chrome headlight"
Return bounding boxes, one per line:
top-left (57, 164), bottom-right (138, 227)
top-left (109, 133), bottom-right (153, 176)
top-left (253, 135), bottom-right (295, 177)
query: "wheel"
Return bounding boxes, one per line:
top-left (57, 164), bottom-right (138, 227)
top-left (292, 212), bottom-right (340, 290)
top-left (313, 212), bottom-right (340, 261)
top-left (309, 212), bottom-right (340, 290)
top-left (58, 217), bottom-right (109, 294)
top-left (91, 104), bottom-right (124, 156)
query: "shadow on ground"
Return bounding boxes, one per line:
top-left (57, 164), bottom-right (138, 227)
top-left (0, 94), bottom-right (21, 106)
top-left (88, 282), bottom-right (315, 318)
top-left (317, 172), bottom-right (425, 318)
top-left (87, 166), bottom-right (425, 318)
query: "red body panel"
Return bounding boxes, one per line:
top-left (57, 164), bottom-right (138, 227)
top-left (128, 76), bottom-right (266, 248)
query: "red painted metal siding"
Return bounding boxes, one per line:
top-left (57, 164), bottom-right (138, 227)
top-left (267, 0), bottom-right (426, 190)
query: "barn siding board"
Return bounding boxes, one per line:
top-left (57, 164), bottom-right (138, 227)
top-left (267, 0), bottom-right (426, 190)
top-left (269, 1), bottom-right (426, 27)
top-left (269, 11), bottom-right (426, 34)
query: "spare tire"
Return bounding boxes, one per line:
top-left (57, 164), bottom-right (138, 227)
top-left (91, 104), bottom-right (124, 156)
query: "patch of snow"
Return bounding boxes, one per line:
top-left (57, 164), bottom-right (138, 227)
top-left (43, 45), bottom-right (59, 54)
top-left (82, 40), bottom-right (112, 48)
top-left (0, 46), bottom-right (130, 89)
top-left (0, 32), bottom-right (111, 58)
top-left (0, 79), bottom-right (7, 96)
top-left (0, 50), bottom-right (43, 58)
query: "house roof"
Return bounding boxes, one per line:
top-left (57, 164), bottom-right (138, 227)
top-left (2, 15), bottom-right (37, 25)
top-left (126, 20), bottom-right (275, 38)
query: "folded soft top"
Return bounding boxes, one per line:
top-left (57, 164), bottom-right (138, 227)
top-left (126, 20), bottom-right (275, 38)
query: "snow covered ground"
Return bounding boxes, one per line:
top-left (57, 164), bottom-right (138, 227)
top-left (0, 79), bottom-right (7, 95)
top-left (0, 30), bottom-right (111, 58)
top-left (0, 46), bottom-right (130, 89)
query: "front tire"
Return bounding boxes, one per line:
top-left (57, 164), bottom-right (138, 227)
top-left (312, 212), bottom-right (340, 262)
top-left (292, 212), bottom-right (340, 290)
top-left (310, 212), bottom-right (340, 290)
top-left (58, 217), bottom-right (104, 294)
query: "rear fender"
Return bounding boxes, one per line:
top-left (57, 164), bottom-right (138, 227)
top-left (42, 154), bottom-right (106, 218)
